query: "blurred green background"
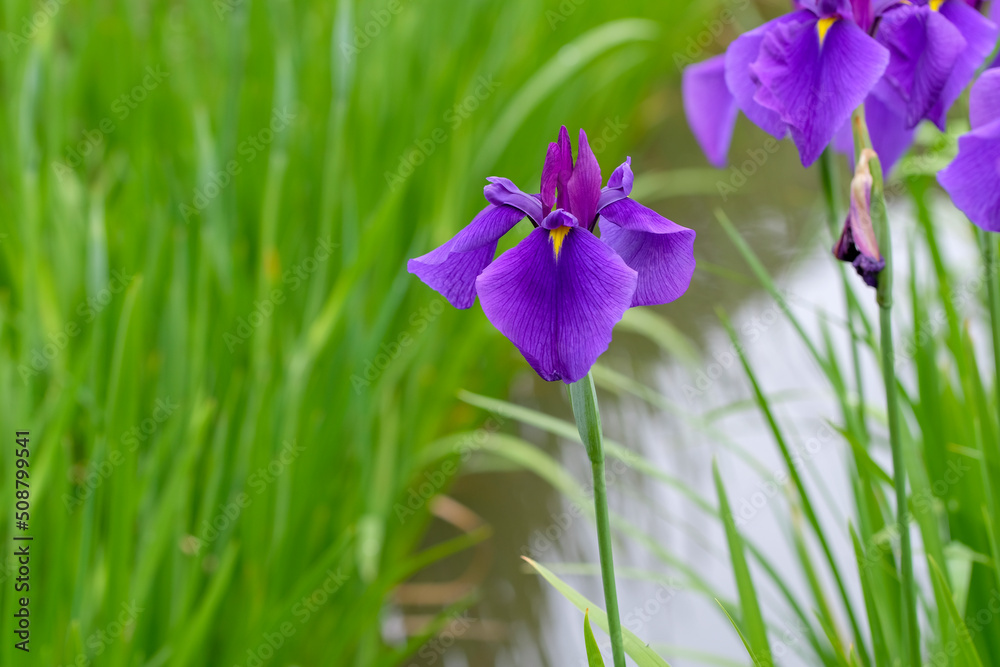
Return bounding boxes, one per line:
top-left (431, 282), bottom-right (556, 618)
top-left (0, 0), bottom-right (883, 665)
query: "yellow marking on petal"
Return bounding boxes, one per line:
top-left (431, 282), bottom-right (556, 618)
top-left (929, 0), bottom-right (944, 11)
top-left (817, 17), bottom-right (838, 46)
top-left (550, 226), bottom-right (571, 259)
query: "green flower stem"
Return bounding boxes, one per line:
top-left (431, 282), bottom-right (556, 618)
top-left (852, 106), bottom-right (921, 667)
top-left (569, 372), bottom-right (626, 667)
top-left (981, 229), bottom-right (1000, 429)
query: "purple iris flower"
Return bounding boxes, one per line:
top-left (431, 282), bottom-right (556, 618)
top-left (871, 0), bottom-right (998, 131)
top-left (683, 0), bottom-right (890, 168)
top-left (938, 70), bottom-right (1000, 232)
top-left (684, 0), bottom-right (997, 171)
top-left (407, 127), bottom-right (696, 383)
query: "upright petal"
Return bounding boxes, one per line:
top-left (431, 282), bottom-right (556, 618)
top-left (475, 227), bottom-right (637, 383)
top-left (541, 126), bottom-right (573, 212)
top-left (970, 69), bottom-right (1000, 129)
top-left (725, 18), bottom-right (794, 139)
top-left (566, 129), bottom-right (603, 228)
top-left (597, 198), bottom-right (697, 307)
top-left (926, 0), bottom-right (998, 129)
top-left (874, 3), bottom-right (966, 128)
top-left (407, 204), bottom-right (526, 309)
top-left (751, 14), bottom-right (889, 166)
top-left (938, 119), bottom-right (1000, 232)
top-left (683, 55), bottom-right (740, 168)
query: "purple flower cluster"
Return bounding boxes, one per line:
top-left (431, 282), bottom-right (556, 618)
top-left (683, 0), bottom-right (998, 171)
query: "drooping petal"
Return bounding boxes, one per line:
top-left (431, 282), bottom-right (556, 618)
top-left (938, 118), bottom-right (1000, 232)
top-left (874, 3), bottom-right (966, 128)
top-left (597, 198), bottom-right (697, 307)
top-left (834, 149), bottom-right (885, 287)
top-left (751, 13), bottom-right (889, 166)
top-left (970, 69), bottom-right (1000, 129)
top-left (541, 126), bottom-right (573, 212)
top-left (926, 0), bottom-right (999, 129)
top-left (682, 55), bottom-right (740, 168)
top-left (566, 129), bottom-right (603, 227)
top-left (408, 204), bottom-right (527, 308)
top-left (484, 177), bottom-right (544, 224)
top-left (725, 18), bottom-right (793, 139)
top-left (475, 226), bottom-right (637, 383)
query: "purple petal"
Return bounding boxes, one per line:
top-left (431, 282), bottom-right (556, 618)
top-left (607, 157), bottom-right (633, 194)
top-left (938, 118), bottom-right (1000, 232)
top-left (484, 177), bottom-right (544, 224)
top-left (598, 198), bottom-right (697, 307)
top-left (597, 158), bottom-right (633, 211)
top-left (751, 14), bottom-right (889, 166)
top-left (725, 17), bottom-right (793, 140)
top-left (799, 0), bottom-right (855, 17)
top-left (541, 126), bottom-right (573, 211)
top-left (874, 3), bottom-right (966, 128)
top-left (541, 208), bottom-right (579, 230)
top-left (566, 129), bottom-right (603, 227)
top-left (926, 0), bottom-right (999, 129)
top-left (408, 205), bottom-right (527, 308)
top-left (476, 227), bottom-right (637, 383)
top-left (683, 55), bottom-right (740, 168)
top-left (970, 69), bottom-right (1000, 129)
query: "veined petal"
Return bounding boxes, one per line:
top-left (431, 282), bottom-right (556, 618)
top-left (725, 17), bottom-right (794, 139)
top-left (970, 69), bottom-right (1000, 129)
top-left (566, 129), bottom-right (602, 227)
top-left (541, 126), bottom-right (573, 211)
top-left (475, 226), bottom-right (637, 383)
top-left (926, 0), bottom-right (998, 129)
top-left (751, 13), bottom-right (889, 166)
top-left (598, 198), bottom-right (697, 307)
top-left (484, 177), bottom-right (544, 224)
top-left (875, 3), bottom-right (966, 128)
top-left (407, 204), bottom-right (526, 309)
top-left (683, 55), bottom-right (740, 168)
top-left (938, 118), bottom-right (1000, 232)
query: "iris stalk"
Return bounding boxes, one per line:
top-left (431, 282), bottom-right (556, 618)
top-left (569, 372), bottom-right (626, 667)
top-left (981, 229), bottom-right (1000, 430)
top-left (851, 106), bottom-right (920, 667)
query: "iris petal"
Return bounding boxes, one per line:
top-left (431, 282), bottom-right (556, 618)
top-left (970, 69), bottom-right (1000, 130)
top-left (566, 129), bottom-right (602, 227)
top-left (407, 204), bottom-right (526, 309)
top-left (598, 198), bottom-right (697, 307)
top-left (683, 55), bottom-right (740, 168)
top-left (475, 226), bottom-right (637, 383)
top-left (874, 3), bottom-right (966, 128)
top-left (484, 177), bottom-right (544, 224)
top-left (540, 126), bottom-right (573, 211)
top-left (725, 17), bottom-right (794, 140)
top-left (750, 13), bottom-right (889, 166)
top-left (926, 0), bottom-right (998, 129)
top-left (938, 118), bottom-right (1000, 232)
